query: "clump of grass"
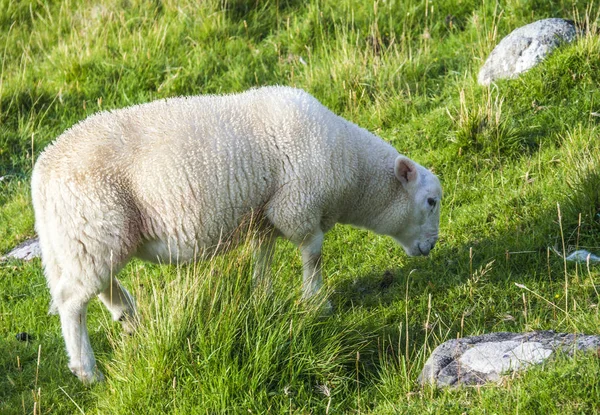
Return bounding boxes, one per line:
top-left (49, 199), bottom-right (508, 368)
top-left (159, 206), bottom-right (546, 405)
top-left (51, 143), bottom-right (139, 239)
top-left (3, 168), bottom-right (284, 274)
top-left (561, 126), bottom-right (600, 245)
top-left (96, 237), bottom-right (371, 413)
top-left (448, 86), bottom-right (525, 161)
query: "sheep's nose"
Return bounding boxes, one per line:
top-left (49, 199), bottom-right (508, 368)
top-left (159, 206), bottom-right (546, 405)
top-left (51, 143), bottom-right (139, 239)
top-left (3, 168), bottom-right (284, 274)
top-left (419, 241), bottom-right (436, 256)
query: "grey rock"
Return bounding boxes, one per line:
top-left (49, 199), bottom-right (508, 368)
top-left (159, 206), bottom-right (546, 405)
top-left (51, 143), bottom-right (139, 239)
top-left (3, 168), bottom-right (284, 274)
top-left (1, 237), bottom-right (41, 261)
top-left (478, 18), bottom-right (577, 86)
top-left (419, 331), bottom-right (600, 387)
top-left (564, 249), bottom-right (600, 263)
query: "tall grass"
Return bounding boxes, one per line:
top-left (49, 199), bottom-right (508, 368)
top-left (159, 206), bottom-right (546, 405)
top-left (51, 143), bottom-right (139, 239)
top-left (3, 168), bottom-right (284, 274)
top-left (2, 0), bottom-right (600, 413)
top-left (93, 235), bottom-right (372, 413)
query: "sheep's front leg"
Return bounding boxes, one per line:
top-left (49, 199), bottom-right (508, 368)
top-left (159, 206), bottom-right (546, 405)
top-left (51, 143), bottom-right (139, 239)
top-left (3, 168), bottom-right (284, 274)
top-left (300, 231), bottom-right (324, 300)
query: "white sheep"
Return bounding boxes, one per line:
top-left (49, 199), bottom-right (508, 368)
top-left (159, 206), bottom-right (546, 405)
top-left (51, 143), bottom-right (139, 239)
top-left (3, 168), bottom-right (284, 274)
top-left (31, 86), bottom-right (442, 383)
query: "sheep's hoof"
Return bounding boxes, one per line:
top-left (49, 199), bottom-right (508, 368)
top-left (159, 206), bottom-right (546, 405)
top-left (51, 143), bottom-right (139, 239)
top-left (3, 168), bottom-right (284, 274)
top-left (70, 366), bottom-right (104, 384)
top-left (119, 315), bottom-right (137, 335)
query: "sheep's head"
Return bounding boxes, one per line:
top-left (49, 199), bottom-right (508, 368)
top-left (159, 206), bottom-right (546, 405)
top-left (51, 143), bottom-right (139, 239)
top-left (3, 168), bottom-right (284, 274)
top-left (390, 156), bottom-right (442, 257)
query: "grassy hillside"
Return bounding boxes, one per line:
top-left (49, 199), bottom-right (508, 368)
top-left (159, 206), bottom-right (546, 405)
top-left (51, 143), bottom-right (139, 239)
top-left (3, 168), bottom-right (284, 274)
top-left (1, 0), bottom-right (600, 413)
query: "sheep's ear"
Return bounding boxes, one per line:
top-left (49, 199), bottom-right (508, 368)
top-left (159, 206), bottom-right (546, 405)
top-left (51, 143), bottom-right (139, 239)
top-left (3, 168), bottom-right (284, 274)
top-left (394, 155), bottom-right (419, 189)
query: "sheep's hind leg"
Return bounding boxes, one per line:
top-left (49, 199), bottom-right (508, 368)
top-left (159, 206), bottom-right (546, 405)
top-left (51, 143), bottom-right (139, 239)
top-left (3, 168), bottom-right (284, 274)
top-left (54, 282), bottom-right (103, 384)
top-left (42, 241), bottom-right (106, 383)
top-left (99, 277), bottom-right (137, 334)
top-left (46, 234), bottom-right (135, 383)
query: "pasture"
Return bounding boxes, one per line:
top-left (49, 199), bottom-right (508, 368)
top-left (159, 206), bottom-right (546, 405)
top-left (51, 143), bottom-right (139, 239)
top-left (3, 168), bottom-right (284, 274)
top-left (1, 0), bottom-right (599, 413)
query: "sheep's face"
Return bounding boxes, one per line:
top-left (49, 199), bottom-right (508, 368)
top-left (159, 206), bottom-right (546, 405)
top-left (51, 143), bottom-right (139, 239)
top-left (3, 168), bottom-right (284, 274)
top-left (390, 156), bottom-right (442, 257)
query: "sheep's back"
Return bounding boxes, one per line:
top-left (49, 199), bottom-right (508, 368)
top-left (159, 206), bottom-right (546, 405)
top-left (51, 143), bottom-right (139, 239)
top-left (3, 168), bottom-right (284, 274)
top-left (35, 87), bottom-right (356, 260)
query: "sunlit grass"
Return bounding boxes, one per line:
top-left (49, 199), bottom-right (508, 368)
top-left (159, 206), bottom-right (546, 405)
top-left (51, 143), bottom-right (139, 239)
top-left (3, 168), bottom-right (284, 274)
top-left (1, 0), bottom-right (600, 413)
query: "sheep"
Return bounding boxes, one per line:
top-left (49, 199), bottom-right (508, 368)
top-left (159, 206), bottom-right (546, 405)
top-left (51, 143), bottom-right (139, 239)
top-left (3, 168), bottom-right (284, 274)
top-left (31, 86), bottom-right (442, 383)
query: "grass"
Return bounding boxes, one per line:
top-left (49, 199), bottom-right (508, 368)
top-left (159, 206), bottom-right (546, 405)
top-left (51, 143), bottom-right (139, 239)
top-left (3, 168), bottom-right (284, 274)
top-left (1, 0), bottom-right (600, 413)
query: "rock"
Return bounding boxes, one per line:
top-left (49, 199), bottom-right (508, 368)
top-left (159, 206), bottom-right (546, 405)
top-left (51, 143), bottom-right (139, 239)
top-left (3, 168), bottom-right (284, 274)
top-left (419, 331), bottom-right (600, 387)
top-left (15, 332), bottom-right (33, 342)
top-left (1, 237), bottom-right (41, 261)
top-left (478, 18), bottom-right (577, 86)
top-left (564, 250), bottom-right (600, 264)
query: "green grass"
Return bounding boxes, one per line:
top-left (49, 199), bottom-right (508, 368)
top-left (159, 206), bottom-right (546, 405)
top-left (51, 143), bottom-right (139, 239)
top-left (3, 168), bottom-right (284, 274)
top-left (2, 0), bottom-right (600, 413)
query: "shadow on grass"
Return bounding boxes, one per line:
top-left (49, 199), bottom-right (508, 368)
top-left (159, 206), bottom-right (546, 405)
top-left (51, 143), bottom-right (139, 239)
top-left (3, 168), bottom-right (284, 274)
top-left (323, 149), bottom-right (600, 389)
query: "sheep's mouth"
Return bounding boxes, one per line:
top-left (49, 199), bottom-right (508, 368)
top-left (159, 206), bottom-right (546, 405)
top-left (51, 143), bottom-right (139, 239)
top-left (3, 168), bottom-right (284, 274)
top-left (393, 238), bottom-right (423, 257)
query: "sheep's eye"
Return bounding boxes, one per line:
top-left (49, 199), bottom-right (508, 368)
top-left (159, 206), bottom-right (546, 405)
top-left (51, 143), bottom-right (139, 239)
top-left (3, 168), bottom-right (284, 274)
top-left (427, 198), bottom-right (436, 207)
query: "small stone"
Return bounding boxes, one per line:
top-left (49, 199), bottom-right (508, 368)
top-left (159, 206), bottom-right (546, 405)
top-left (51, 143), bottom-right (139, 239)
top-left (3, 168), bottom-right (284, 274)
top-left (16, 332), bottom-right (33, 342)
top-left (1, 238), bottom-right (41, 262)
top-left (478, 18), bottom-right (578, 86)
top-left (565, 250), bottom-right (600, 263)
